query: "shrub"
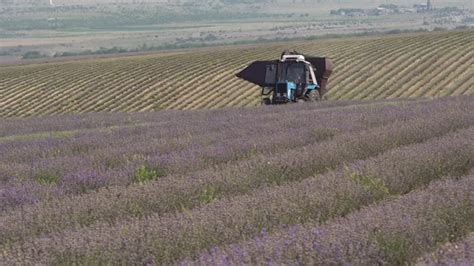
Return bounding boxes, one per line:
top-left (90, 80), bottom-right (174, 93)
top-left (22, 51), bottom-right (46, 59)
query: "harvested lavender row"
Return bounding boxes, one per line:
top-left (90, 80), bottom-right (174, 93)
top-left (416, 232), bottom-right (474, 265)
top-left (0, 102), bottom-right (428, 211)
top-left (183, 174), bottom-right (474, 265)
top-left (2, 126), bottom-right (472, 264)
top-left (1, 107), bottom-right (472, 245)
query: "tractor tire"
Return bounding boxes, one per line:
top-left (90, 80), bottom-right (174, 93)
top-left (296, 99), bottom-right (305, 104)
top-left (261, 98), bottom-right (272, 105)
top-left (306, 90), bottom-right (321, 102)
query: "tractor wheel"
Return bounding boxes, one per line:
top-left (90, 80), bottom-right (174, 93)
top-left (306, 90), bottom-right (321, 102)
top-left (296, 99), bottom-right (305, 104)
top-left (261, 98), bottom-right (272, 105)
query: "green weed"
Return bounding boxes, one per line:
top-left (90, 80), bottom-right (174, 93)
top-left (36, 174), bottom-right (60, 185)
top-left (199, 185), bottom-right (221, 204)
top-left (347, 169), bottom-right (390, 200)
top-left (131, 164), bottom-right (167, 184)
top-left (311, 128), bottom-right (338, 141)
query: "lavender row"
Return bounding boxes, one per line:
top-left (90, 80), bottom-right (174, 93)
top-left (0, 95), bottom-right (440, 166)
top-left (1, 106), bottom-right (471, 245)
top-left (2, 126), bottom-right (472, 264)
top-left (0, 98), bottom-right (384, 141)
top-left (0, 95), bottom-right (460, 165)
top-left (0, 103), bottom-right (420, 211)
top-left (1, 101), bottom-right (412, 175)
top-left (184, 174), bottom-right (474, 265)
top-left (0, 97), bottom-right (424, 137)
top-left (416, 232), bottom-right (474, 265)
top-left (0, 99), bottom-right (458, 211)
top-left (0, 97), bottom-right (414, 175)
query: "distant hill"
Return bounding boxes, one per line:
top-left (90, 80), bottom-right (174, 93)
top-left (0, 29), bottom-right (472, 118)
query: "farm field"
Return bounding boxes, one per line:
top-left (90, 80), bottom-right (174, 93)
top-left (0, 95), bottom-right (473, 264)
top-left (0, 29), bottom-right (473, 118)
top-left (2, 0), bottom-right (471, 60)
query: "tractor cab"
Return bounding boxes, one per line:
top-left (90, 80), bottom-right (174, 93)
top-left (268, 55), bottom-right (319, 104)
top-left (236, 51), bottom-right (332, 105)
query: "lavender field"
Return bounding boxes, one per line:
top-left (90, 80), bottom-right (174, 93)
top-left (0, 96), bottom-right (473, 265)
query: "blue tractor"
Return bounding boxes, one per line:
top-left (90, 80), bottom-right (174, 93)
top-left (236, 50), bottom-right (333, 104)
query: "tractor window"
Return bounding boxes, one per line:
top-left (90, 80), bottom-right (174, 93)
top-left (265, 64), bottom-right (277, 84)
top-left (285, 63), bottom-right (305, 83)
